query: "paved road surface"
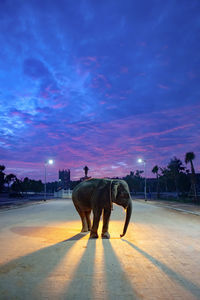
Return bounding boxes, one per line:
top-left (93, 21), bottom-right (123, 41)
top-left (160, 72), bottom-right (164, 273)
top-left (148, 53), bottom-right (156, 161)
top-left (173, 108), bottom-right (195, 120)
top-left (0, 195), bottom-right (53, 209)
top-left (0, 199), bottom-right (200, 300)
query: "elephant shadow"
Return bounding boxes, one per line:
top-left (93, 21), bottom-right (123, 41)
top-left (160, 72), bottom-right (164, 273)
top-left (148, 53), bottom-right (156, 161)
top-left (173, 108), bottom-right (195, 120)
top-left (0, 232), bottom-right (89, 299)
top-left (122, 239), bottom-right (200, 299)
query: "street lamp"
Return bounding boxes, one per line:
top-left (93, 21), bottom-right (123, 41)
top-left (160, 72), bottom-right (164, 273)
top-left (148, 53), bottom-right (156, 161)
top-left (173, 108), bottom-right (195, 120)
top-left (44, 159), bottom-right (54, 201)
top-left (138, 158), bottom-right (147, 201)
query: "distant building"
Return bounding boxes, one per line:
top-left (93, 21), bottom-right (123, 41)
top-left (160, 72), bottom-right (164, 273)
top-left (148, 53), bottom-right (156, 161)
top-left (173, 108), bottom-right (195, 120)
top-left (54, 189), bottom-right (72, 199)
top-left (59, 169), bottom-right (70, 189)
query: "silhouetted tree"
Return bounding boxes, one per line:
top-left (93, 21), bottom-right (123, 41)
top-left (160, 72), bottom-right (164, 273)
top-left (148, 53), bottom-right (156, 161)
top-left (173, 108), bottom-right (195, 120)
top-left (152, 165), bottom-right (160, 198)
top-left (167, 157), bottom-right (185, 194)
top-left (5, 174), bottom-right (16, 193)
top-left (0, 165), bottom-right (5, 192)
top-left (135, 170), bottom-right (144, 177)
top-left (185, 152), bottom-right (198, 202)
top-left (11, 177), bottom-right (44, 194)
top-left (123, 170), bottom-right (144, 194)
top-left (11, 178), bottom-right (23, 193)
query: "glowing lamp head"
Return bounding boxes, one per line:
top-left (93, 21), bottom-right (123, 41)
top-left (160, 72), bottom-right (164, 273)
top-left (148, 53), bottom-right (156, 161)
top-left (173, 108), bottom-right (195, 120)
top-left (48, 159), bottom-right (54, 165)
top-left (138, 158), bottom-right (143, 163)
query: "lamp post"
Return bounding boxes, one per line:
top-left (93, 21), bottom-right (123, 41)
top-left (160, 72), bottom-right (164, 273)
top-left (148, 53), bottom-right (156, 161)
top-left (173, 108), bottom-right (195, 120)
top-left (44, 159), bottom-right (54, 201)
top-left (138, 158), bottom-right (147, 201)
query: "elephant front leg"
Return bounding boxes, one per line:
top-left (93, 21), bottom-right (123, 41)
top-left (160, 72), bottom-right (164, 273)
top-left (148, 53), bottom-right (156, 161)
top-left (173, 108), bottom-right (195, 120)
top-left (101, 208), bottom-right (111, 239)
top-left (90, 209), bottom-right (102, 238)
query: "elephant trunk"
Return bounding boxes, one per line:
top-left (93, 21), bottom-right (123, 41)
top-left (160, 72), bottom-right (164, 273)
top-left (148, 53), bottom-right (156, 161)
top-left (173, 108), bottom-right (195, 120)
top-left (120, 200), bottom-right (132, 237)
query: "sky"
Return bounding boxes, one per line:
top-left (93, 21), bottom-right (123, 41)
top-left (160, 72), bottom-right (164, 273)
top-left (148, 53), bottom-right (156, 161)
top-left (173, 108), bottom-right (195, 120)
top-left (0, 0), bottom-right (200, 181)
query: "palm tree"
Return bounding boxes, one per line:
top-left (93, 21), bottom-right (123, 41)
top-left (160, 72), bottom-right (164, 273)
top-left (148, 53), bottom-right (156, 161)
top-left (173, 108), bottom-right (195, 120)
top-left (152, 165), bottom-right (160, 198)
top-left (185, 152), bottom-right (197, 202)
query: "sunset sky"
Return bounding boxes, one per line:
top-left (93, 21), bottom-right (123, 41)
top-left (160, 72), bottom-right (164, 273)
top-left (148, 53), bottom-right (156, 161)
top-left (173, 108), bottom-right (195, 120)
top-left (1, 0), bottom-right (200, 181)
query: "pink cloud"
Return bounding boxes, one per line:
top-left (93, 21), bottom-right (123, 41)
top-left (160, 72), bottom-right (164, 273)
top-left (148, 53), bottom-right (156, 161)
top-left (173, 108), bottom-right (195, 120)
top-left (120, 66), bottom-right (128, 73)
top-left (136, 72), bottom-right (146, 77)
top-left (105, 93), bottom-right (115, 99)
top-left (187, 71), bottom-right (197, 79)
top-left (47, 132), bottom-right (60, 139)
top-left (158, 84), bottom-right (169, 90)
top-left (90, 74), bottom-right (112, 90)
top-left (34, 123), bottom-right (48, 129)
top-left (10, 110), bottom-right (30, 118)
top-left (75, 56), bottom-right (100, 73)
top-left (138, 41), bottom-right (147, 47)
top-left (162, 45), bottom-right (169, 49)
top-left (86, 56), bottom-right (97, 62)
top-left (99, 101), bottom-right (106, 105)
top-left (52, 102), bottom-right (67, 109)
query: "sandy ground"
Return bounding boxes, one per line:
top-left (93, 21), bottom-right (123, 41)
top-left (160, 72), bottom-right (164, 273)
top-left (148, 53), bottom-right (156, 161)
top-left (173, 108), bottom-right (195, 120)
top-left (0, 199), bottom-right (200, 300)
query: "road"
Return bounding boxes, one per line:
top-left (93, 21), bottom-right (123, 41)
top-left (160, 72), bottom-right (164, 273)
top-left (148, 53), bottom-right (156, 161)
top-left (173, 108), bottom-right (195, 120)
top-left (0, 194), bottom-right (54, 209)
top-left (0, 199), bottom-right (200, 300)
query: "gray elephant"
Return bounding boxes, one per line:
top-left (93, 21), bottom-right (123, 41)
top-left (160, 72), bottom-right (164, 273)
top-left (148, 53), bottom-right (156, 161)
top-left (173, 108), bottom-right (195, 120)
top-left (72, 178), bottom-right (132, 239)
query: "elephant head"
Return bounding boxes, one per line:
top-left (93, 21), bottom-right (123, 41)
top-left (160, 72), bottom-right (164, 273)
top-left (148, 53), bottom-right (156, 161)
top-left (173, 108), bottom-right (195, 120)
top-left (111, 180), bottom-right (132, 237)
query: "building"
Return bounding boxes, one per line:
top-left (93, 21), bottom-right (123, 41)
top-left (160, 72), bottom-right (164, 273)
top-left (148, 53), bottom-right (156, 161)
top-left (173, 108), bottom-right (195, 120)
top-left (59, 169), bottom-right (70, 189)
top-left (54, 188), bottom-right (72, 199)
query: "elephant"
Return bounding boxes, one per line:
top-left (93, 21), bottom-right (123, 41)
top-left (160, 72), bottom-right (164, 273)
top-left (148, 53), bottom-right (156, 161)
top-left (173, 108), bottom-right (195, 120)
top-left (72, 178), bottom-right (132, 239)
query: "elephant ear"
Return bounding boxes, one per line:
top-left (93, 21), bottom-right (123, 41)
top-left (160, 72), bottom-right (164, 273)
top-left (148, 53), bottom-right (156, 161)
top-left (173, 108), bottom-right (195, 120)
top-left (111, 181), bottom-right (119, 202)
top-left (91, 181), bottom-right (112, 209)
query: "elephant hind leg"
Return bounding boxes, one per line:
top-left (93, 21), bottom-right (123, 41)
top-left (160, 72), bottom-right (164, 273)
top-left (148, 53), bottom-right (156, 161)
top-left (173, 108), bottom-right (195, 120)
top-left (90, 209), bottom-right (102, 238)
top-left (85, 211), bottom-right (91, 231)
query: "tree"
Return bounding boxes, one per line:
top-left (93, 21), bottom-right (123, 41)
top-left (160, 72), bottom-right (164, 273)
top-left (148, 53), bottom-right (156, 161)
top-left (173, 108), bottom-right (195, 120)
top-left (167, 157), bottom-right (185, 194)
top-left (135, 170), bottom-right (144, 177)
top-left (11, 178), bottom-right (23, 193)
top-left (23, 177), bottom-right (30, 194)
top-left (152, 165), bottom-right (160, 198)
top-left (0, 165), bottom-right (5, 192)
top-left (5, 174), bottom-right (16, 193)
top-left (185, 152), bottom-right (198, 202)
top-left (123, 170), bottom-right (144, 194)
top-left (22, 177), bottom-right (43, 193)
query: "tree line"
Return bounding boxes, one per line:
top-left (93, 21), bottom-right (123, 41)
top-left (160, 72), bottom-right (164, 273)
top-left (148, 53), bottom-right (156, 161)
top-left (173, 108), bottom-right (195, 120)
top-left (0, 165), bottom-right (43, 195)
top-left (0, 165), bottom-right (80, 195)
top-left (123, 152), bottom-right (199, 203)
top-left (0, 151), bottom-right (199, 202)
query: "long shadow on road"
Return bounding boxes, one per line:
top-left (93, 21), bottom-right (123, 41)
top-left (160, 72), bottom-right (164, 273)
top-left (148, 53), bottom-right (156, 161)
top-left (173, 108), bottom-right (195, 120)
top-left (61, 238), bottom-right (97, 299)
top-left (102, 239), bottom-right (140, 300)
top-left (123, 239), bottom-right (200, 299)
top-left (0, 233), bottom-right (88, 299)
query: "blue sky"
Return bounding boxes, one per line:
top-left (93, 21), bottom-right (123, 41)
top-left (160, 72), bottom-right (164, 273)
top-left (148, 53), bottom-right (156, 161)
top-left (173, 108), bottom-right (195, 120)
top-left (0, 0), bottom-right (200, 181)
